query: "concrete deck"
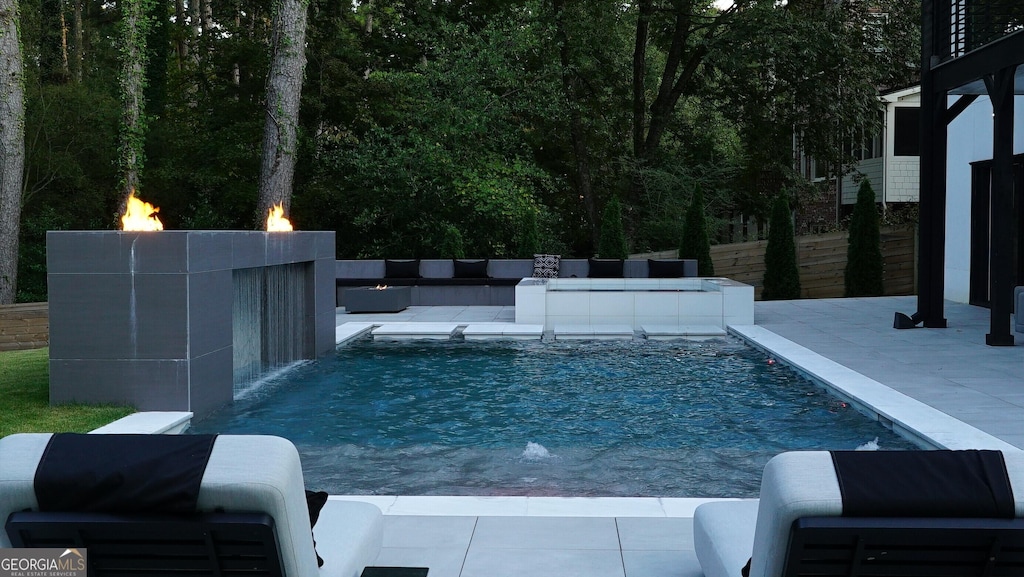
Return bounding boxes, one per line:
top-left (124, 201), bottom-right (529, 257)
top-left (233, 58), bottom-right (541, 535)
top-left (335, 297), bottom-right (1024, 577)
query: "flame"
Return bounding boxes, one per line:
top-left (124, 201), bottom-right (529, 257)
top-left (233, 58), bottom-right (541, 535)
top-left (266, 203), bottom-right (293, 232)
top-left (375, 284), bottom-right (389, 290)
top-left (121, 193), bottom-right (163, 231)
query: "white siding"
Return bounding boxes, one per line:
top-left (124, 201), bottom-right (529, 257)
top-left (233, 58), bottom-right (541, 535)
top-left (944, 94), bottom-right (1024, 304)
top-left (886, 157), bottom-right (919, 203)
top-left (841, 157), bottom-right (884, 204)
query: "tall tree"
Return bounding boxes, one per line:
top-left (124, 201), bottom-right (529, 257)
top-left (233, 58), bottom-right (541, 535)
top-left (0, 0), bottom-right (25, 303)
top-left (629, 0), bottom-right (746, 205)
top-left (117, 0), bottom-right (151, 203)
top-left (256, 0), bottom-right (308, 225)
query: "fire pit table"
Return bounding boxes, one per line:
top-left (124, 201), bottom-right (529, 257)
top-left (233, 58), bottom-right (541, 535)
top-left (345, 286), bottom-right (411, 313)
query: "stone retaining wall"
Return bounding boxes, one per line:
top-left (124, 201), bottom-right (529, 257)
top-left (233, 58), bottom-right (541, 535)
top-left (0, 302), bottom-right (49, 351)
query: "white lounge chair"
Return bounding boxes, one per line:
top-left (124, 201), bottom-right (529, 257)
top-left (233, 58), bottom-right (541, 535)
top-left (0, 433), bottom-right (383, 577)
top-left (694, 450), bottom-right (1024, 577)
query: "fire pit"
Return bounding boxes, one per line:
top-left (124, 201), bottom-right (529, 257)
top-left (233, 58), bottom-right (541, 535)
top-left (344, 285), bottom-right (411, 313)
top-left (48, 202), bottom-right (335, 418)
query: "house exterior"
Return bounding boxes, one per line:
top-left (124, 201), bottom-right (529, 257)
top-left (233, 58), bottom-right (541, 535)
top-left (841, 86), bottom-right (921, 206)
top-left (945, 91), bottom-right (1024, 306)
top-left (903, 0), bottom-right (1024, 346)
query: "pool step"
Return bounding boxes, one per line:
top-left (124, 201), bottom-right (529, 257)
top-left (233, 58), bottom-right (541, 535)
top-left (461, 323), bottom-right (544, 340)
top-left (641, 325), bottom-right (727, 340)
top-left (552, 324), bottom-right (636, 340)
top-left (336, 322), bottom-right (376, 345)
top-left (371, 323), bottom-right (461, 340)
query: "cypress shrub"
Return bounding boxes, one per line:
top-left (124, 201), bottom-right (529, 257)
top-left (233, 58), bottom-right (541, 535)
top-left (845, 179), bottom-right (885, 297)
top-left (517, 209), bottom-right (541, 258)
top-left (762, 195), bottom-right (801, 300)
top-left (679, 187), bottom-right (715, 275)
top-left (598, 196), bottom-right (628, 259)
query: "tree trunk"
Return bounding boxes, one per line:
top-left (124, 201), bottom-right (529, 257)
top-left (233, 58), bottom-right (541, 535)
top-left (553, 0), bottom-right (598, 247)
top-left (40, 0), bottom-right (70, 83)
top-left (0, 0), bottom-right (26, 304)
top-left (118, 0), bottom-right (148, 203)
top-left (632, 0), bottom-right (652, 160)
top-left (72, 0), bottom-right (83, 82)
top-left (174, 0), bottom-right (186, 69)
top-left (256, 0), bottom-right (308, 226)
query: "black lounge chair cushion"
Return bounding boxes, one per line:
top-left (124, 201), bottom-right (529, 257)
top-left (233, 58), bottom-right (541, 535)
top-left (306, 490), bottom-right (329, 567)
top-left (830, 449), bottom-right (1014, 518)
top-left (588, 258), bottom-right (624, 278)
top-left (648, 258), bottom-right (688, 278)
top-left (385, 259), bottom-right (421, 279)
top-left (453, 259), bottom-right (490, 278)
top-left (34, 433), bottom-right (217, 514)
top-left (7, 511), bottom-right (285, 577)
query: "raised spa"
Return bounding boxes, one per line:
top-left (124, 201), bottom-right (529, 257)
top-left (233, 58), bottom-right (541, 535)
top-left (515, 277), bottom-right (754, 330)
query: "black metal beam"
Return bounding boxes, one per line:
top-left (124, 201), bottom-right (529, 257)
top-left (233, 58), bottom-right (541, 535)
top-left (946, 94), bottom-right (979, 123)
top-left (931, 30), bottom-right (1024, 93)
top-left (984, 65), bottom-right (1017, 346)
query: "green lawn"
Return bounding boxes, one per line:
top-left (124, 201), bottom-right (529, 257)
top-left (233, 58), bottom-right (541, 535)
top-left (0, 348), bottom-right (134, 438)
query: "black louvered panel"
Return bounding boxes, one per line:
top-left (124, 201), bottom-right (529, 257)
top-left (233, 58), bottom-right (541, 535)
top-left (5, 511), bottom-right (283, 577)
top-left (784, 517), bottom-right (1024, 577)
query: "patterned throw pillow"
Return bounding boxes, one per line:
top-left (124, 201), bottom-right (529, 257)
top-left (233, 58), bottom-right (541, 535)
top-left (532, 254), bottom-right (561, 278)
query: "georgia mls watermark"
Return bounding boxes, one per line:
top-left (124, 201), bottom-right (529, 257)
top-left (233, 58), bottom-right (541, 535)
top-left (0, 549), bottom-right (87, 577)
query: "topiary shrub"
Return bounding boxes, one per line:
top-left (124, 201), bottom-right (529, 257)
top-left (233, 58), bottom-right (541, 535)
top-left (761, 195), bottom-right (801, 300)
top-left (679, 187), bottom-right (715, 276)
top-left (845, 179), bottom-right (884, 297)
top-left (516, 209), bottom-right (541, 258)
top-left (598, 196), bottom-right (628, 259)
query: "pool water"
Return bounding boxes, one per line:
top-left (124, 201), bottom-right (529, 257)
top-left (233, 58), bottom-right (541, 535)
top-left (190, 337), bottom-right (918, 497)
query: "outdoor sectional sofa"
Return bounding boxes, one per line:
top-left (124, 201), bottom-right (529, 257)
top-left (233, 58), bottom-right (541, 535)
top-left (0, 433), bottom-right (384, 577)
top-left (335, 257), bottom-right (698, 307)
top-left (693, 449), bottom-right (1024, 577)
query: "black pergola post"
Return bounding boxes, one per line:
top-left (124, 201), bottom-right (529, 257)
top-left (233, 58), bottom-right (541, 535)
top-left (912, 0), bottom-right (948, 328)
top-left (984, 65), bottom-right (1017, 346)
top-left (916, 77), bottom-right (949, 329)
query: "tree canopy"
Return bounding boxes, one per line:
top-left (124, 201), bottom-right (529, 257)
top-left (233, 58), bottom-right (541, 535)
top-left (5, 0), bottom-right (920, 302)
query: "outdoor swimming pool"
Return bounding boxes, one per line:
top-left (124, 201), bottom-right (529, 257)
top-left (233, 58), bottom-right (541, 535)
top-left (190, 337), bottom-right (918, 497)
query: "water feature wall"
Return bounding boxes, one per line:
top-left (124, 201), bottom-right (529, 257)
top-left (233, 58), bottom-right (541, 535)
top-left (47, 230), bottom-right (336, 417)
top-left (232, 262), bottom-right (310, 394)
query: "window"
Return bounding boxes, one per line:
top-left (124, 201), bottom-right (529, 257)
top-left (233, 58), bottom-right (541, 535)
top-left (893, 108), bottom-right (920, 156)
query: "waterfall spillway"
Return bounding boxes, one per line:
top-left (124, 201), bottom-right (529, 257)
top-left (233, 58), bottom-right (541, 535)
top-left (232, 262), bottom-right (310, 396)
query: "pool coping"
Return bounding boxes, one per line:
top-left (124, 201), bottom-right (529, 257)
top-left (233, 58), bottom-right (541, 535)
top-left (728, 325), bottom-right (1019, 452)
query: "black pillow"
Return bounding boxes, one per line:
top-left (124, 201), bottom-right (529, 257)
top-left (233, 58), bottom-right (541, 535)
top-left (588, 258), bottom-right (624, 278)
top-left (453, 259), bottom-right (489, 279)
top-left (384, 259), bottom-right (420, 279)
top-left (648, 259), bottom-right (687, 278)
top-left (305, 490), bottom-right (329, 567)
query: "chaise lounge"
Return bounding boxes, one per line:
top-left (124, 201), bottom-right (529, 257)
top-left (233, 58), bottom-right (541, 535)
top-left (694, 450), bottom-right (1024, 577)
top-left (0, 433), bottom-right (384, 577)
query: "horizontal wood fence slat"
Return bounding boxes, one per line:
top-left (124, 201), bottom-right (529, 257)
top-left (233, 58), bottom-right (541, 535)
top-left (704, 225), bottom-right (916, 300)
top-left (0, 302), bottom-right (49, 351)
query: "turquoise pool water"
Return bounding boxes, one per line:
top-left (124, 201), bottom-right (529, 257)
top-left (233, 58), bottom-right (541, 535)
top-left (191, 337), bottom-right (918, 497)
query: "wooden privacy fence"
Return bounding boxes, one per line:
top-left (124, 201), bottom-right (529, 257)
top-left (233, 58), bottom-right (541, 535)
top-left (0, 302), bottom-right (49, 351)
top-left (708, 225), bottom-right (916, 300)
